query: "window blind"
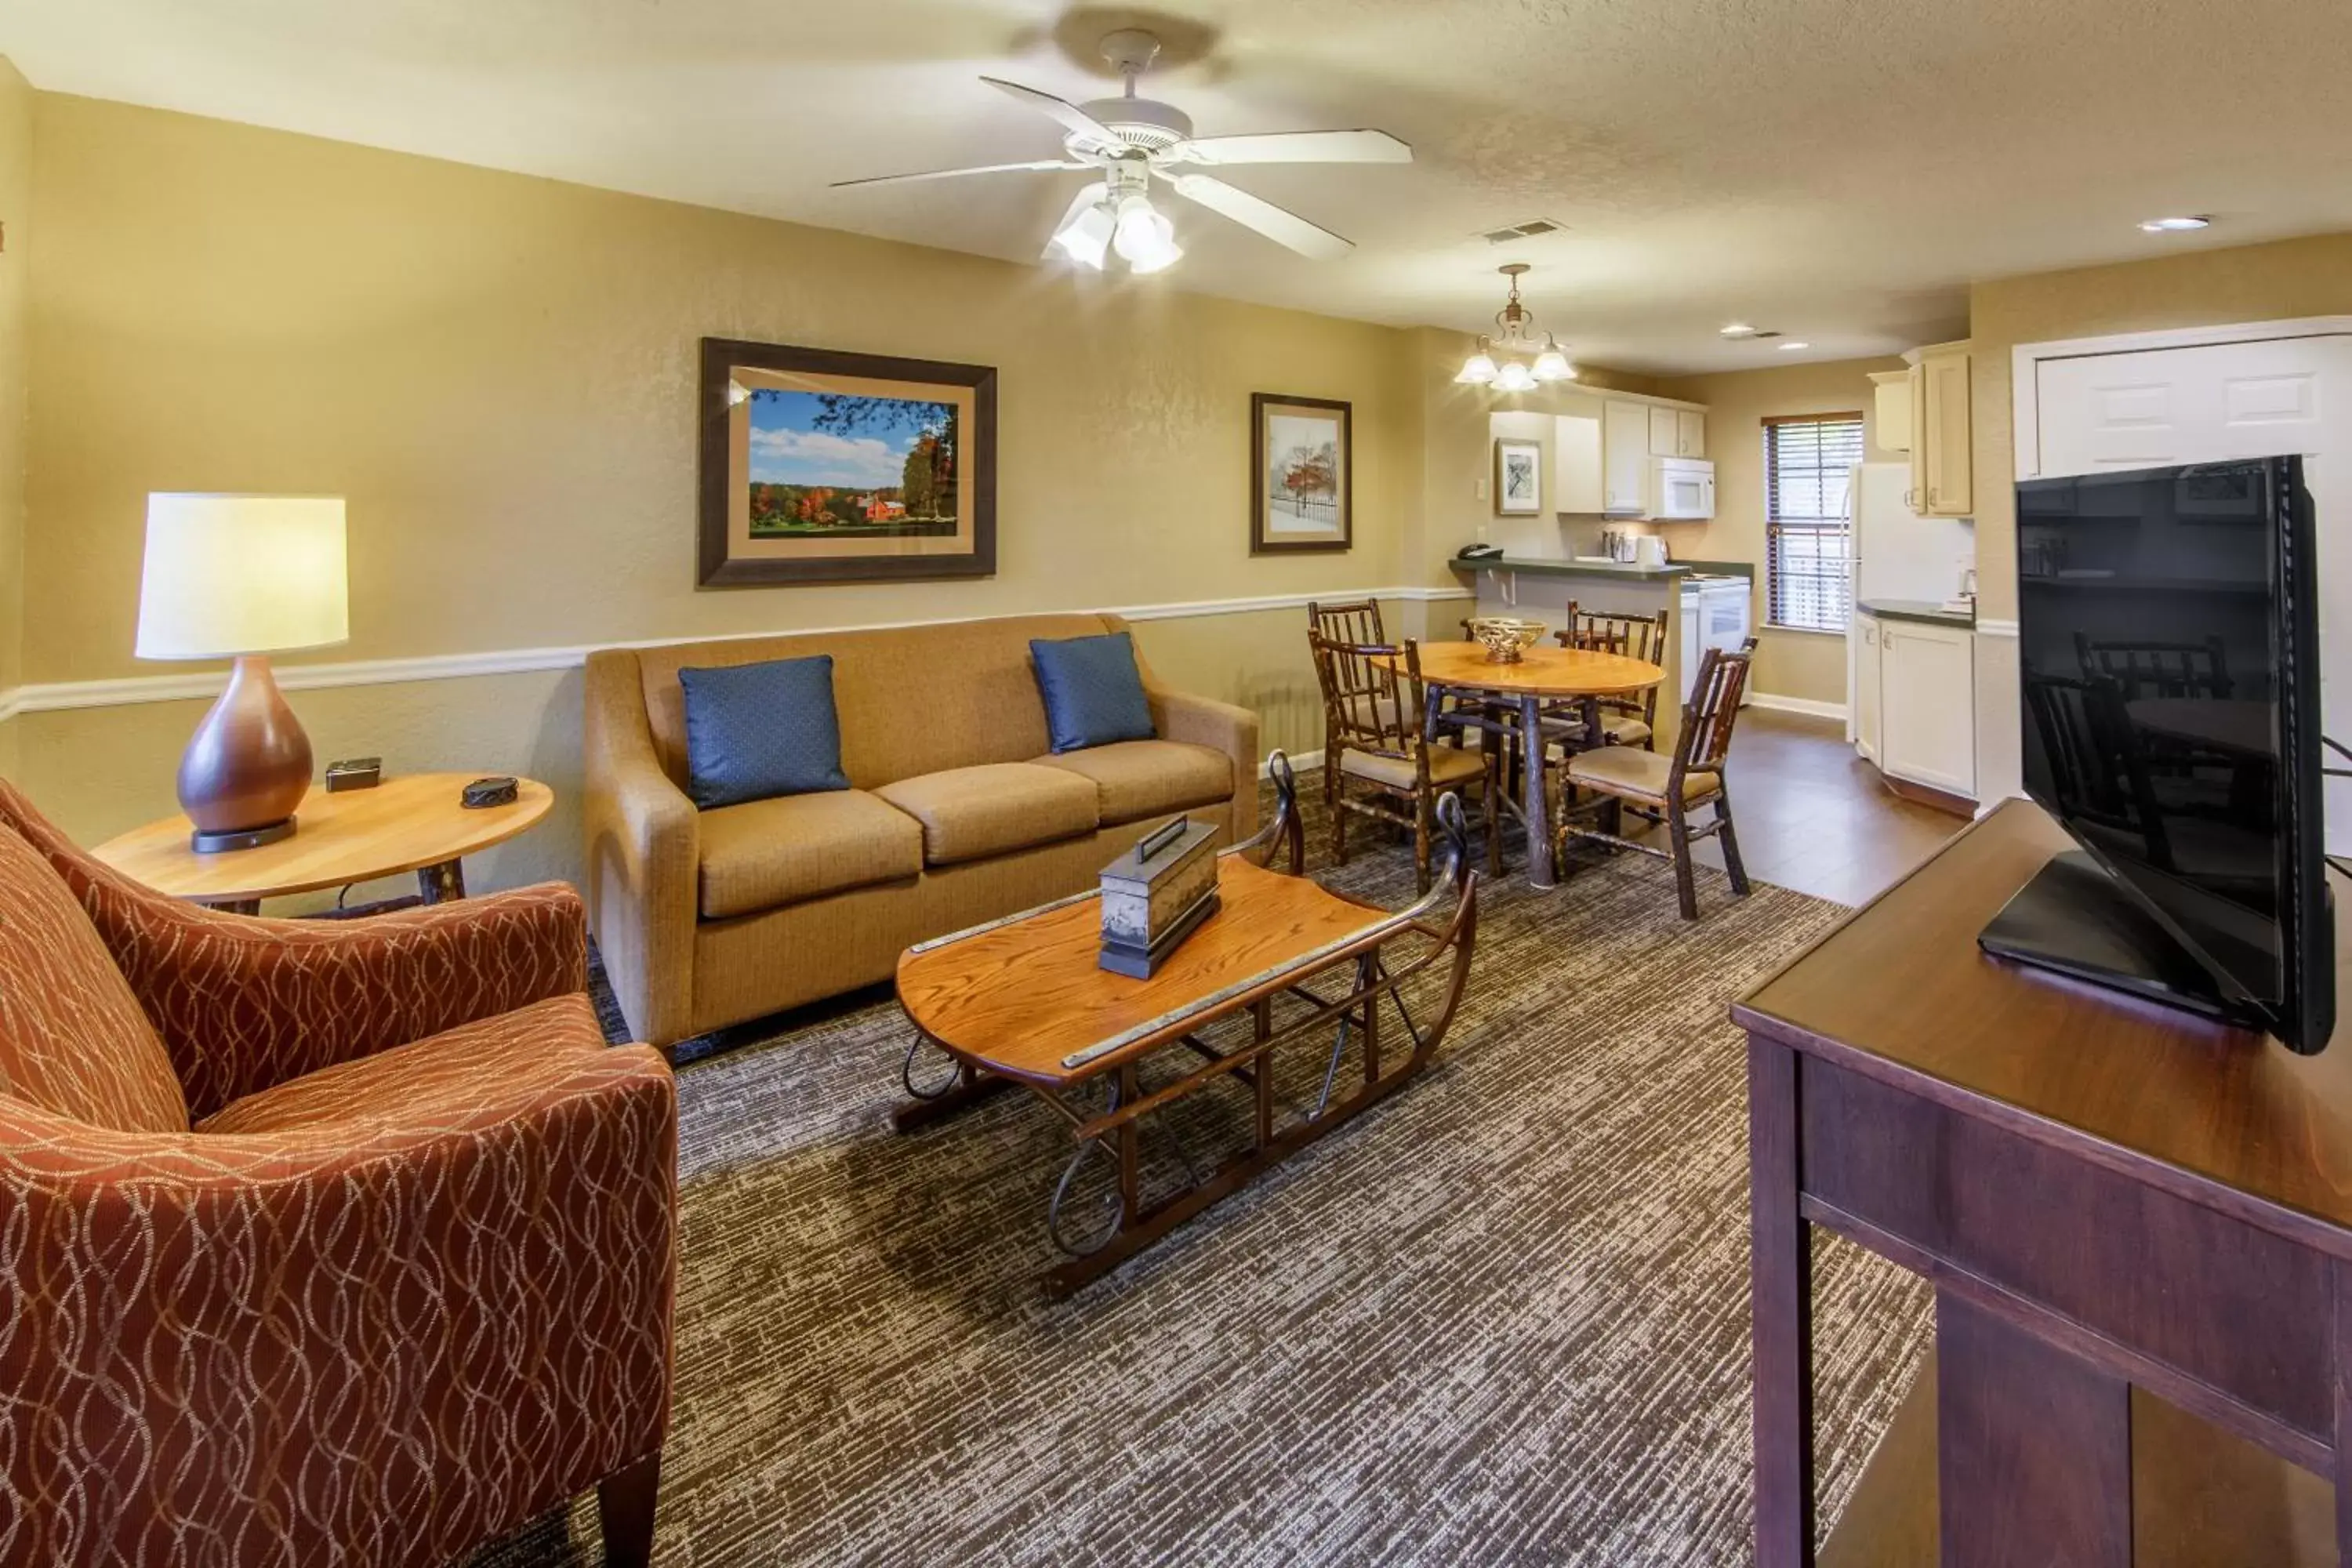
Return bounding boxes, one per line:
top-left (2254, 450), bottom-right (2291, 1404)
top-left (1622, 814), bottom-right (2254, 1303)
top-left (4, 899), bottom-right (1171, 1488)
top-left (1764, 413), bottom-right (1866, 633)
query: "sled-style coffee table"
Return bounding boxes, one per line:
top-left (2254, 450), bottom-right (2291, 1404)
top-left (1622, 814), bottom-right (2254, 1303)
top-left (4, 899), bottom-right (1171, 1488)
top-left (891, 760), bottom-right (1479, 1297)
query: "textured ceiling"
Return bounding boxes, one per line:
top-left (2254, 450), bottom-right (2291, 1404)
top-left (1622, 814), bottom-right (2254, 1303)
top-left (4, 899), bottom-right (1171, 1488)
top-left (4, 0), bottom-right (2350, 372)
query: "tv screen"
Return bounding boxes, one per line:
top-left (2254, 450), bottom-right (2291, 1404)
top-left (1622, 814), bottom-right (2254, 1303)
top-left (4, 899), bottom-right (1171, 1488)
top-left (2014, 456), bottom-right (2332, 1051)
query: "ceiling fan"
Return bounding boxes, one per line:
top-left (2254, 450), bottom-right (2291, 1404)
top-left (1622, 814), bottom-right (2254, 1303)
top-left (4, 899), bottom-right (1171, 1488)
top-left (831, 28), bottom-right (1411, 274)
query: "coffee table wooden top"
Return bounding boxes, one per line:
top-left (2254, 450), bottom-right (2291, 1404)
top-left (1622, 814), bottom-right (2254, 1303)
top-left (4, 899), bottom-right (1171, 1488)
top-left (1381, 642), bottom-right (1664, 698)
top-left (898, 856), bottom-right (1394, 1087)
top-left (93, 772), bottom-right (554, 904)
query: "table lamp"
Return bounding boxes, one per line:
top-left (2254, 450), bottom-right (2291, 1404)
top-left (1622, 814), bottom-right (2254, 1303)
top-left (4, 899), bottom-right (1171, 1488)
top-left (136, 494), bottom-right (350, 852)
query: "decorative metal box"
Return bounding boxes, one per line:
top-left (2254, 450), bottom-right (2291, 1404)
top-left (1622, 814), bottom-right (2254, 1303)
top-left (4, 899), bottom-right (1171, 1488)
top-left (1099, 815), bottom-right (1221, 978)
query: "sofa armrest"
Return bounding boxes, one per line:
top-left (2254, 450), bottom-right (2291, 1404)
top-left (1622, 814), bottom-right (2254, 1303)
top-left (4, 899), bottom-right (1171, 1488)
top-left (1149, 688), bottom-right (1261, 840)
top-left (0, 1044), bottom-right (677, 1564)
top-left (584, 650), bottom-right (700, 1047)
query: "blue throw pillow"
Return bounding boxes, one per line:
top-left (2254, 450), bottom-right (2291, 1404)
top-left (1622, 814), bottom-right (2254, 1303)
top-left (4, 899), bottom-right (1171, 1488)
top-left (1031, 632), bottom-right (1156, 755)
top-left (677, 655), bottom-right (850, 809)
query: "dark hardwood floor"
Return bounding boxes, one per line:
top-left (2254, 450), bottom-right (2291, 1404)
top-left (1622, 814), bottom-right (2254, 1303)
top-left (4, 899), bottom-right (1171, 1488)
top-left (1645, 706), bottom-right (1968, 909)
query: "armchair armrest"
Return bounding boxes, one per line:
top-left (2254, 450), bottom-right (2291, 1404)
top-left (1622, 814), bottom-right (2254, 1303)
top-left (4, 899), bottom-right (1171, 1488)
top-left (1149, 688), bottom-right (1262, 840)
top-left (0, 1043), bottom-right (677, 1564)
top-left (583, 650), bottom-right (700, 1047)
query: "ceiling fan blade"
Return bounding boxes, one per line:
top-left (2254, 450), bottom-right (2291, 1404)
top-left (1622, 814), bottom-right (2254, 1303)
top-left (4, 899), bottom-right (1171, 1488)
top-left (832, 159), bottom-right (1087, 190)
top-left (979, 76), bottom-right (1120, 147)
top-left (1164, 173), bottom-right (1355, 260)
top-left (1168, 129), bottom-right (1412, 166)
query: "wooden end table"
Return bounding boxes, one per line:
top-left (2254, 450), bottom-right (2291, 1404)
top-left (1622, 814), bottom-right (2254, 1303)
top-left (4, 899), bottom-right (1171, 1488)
top-left (1378, 642), bottom-right (1665, 891)
top-left (891, 764), bottom-right (1479, 1297)
top-left (93, 772), bottom-right (555, 914)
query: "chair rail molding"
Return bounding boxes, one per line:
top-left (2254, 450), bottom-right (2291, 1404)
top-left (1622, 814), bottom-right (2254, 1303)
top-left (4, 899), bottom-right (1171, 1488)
top-left (0, 586), bottom-right (1475, 717)
top-left (2011, 315), bottom-right (2352, 481)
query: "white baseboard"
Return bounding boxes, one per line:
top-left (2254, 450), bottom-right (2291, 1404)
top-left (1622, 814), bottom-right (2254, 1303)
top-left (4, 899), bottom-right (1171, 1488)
top-left (1748, 691), bottom-right (1849, 721)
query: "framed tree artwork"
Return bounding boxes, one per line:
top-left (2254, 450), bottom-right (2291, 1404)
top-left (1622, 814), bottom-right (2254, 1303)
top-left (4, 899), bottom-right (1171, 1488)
top-left (1251, 393), bottom-right (1352, 554)
top-left (698, 337), bottom-right (997, 586)
top-left (1494, 437), bottom-right (1542, 515)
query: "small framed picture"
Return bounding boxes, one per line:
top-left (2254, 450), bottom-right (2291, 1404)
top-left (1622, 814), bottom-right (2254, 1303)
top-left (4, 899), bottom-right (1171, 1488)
top-left (1494, 437), bottom-right (1542, 515)
top-left (1252, 394), bottom-right (1352, 554)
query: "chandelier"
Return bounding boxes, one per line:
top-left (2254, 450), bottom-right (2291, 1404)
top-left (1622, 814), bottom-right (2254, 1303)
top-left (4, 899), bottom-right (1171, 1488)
top-left (1454, 263), bottom-right (1577, 391)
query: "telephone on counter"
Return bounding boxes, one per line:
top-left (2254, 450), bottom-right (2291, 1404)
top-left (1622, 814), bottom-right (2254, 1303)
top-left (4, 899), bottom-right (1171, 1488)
top-left (1454, 543), bottom-right (1506, 562)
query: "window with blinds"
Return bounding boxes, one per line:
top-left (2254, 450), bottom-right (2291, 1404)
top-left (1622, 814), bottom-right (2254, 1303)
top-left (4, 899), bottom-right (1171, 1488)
top-left (1764, 413), bottom-right (1866, 633)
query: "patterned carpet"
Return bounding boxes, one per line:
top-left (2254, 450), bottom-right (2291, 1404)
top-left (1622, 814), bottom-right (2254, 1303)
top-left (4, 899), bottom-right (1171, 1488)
top-left (474, 780), bottom-right (1930, 1566)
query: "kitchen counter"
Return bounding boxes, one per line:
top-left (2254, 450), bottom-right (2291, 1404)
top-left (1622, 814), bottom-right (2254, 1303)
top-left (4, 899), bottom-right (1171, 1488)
top-left (1451, 554), bottom-right (1753, 583)
top-left (1857, 597), bottom-right (1974, 630)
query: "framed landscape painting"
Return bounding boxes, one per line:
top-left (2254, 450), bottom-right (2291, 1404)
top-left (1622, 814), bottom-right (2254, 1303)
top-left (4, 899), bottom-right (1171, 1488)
top-left (699, 337), bottom-right (996, 586)
top-left (1251, 393), bottom-right (1352, 554)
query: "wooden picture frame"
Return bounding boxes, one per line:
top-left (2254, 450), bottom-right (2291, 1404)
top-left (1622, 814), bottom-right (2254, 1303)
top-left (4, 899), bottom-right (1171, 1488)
top-left (698, 336), bottom-right (997, 587)
top-left (1251, 393), bottom-right (1352, 554)
top-left (1494, 437), bottom-right (1543, 515)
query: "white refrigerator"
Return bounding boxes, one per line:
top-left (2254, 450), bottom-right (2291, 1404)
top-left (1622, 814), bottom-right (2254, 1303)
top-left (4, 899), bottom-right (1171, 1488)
top-left (1844, 462), bottom-right (1973, 733)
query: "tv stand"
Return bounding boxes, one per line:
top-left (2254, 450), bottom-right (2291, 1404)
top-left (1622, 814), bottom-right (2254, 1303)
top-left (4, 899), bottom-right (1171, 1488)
top-left (1736, 801), bottom-right (2352, 1566)
top-left (1977, 848), bottom-right (2269, 1033)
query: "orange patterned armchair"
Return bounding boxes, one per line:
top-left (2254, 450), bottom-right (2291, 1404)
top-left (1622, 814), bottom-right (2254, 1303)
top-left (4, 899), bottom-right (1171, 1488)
top-left (0, 782), bottom-right (677, 1567)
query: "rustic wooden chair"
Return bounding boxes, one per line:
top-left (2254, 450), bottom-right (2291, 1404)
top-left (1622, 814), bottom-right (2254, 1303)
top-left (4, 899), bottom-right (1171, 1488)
top-left (2024, 666), bottom-right (2177, 870)
top-left (1308, 599), bottom-right (1411, 743)
top-left (1555, 641), bottom-right (1753, 920)
top-left (1555, 602), bottom-right (1670, 750)
top-left (1308, 633), bottom-right (1502, 893)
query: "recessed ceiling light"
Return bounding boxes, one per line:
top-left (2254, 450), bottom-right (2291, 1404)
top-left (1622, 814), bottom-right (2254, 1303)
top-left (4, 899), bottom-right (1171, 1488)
top-left (1778, 340), bottom-right (1810, 351)
top-left (1719, 323), bottom-right (1757, 338)
top-left (2139, 216), bottom-right (2210, 232)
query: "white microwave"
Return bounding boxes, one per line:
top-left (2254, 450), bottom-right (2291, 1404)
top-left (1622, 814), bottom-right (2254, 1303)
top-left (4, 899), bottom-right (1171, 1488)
top-left (1650, 456), bottom-right (1715, 520)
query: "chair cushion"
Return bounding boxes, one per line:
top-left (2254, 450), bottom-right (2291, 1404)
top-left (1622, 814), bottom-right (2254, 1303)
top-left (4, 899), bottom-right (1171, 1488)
top-left (1339, 744), bottom-right (1487, 793)
top-left (0, 826), bottom-right (188, 1134)
top-left (1033, 740), bottom-right (1234, 826)
top-left (1030, 632), bottom-right (1156, 754)
top-left (678, 654), bottom-right (850, 809)
top-left (200, 993), bottom-right (605, 1136)
top-left (696, 789), bottom-right (924, 920)
top-left (874, 764), bottom-right (1102, 866)
top-left (1600, 717), bottom-right (1653, 749)
top-left (1566, 746), bottom-right (1722, 804)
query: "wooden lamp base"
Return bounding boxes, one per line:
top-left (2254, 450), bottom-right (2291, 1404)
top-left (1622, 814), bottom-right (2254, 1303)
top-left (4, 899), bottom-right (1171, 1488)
top-left (178, 655), bottom-right (313, 854)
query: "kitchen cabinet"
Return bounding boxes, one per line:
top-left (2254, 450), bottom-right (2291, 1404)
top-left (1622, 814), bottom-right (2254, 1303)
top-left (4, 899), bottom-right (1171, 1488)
top-left (1552, 412), bottom-right (1604, 514)
top-left (1645, 406), bottom-right (1708, 458)
top-left (1905, 340), bottom-right (1973, 517)
top-left (1878, 618), bottom-right (1975, 796)
top-left (1853, 612), bottom-right (1883, 762)
top-left (1602, 399), bottom-right (1649, 514)
top-left (1870, 372), bottom-right (1911, 453)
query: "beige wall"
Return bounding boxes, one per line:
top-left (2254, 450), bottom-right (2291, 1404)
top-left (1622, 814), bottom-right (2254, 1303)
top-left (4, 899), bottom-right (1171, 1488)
top-left (1968, 230), bottom-right (2352, 802)
top-left (0, 60), bottom-right (30, 779)
top-left (1649, 357), bottom-right (1909, 705)
top-left (15, 93), bottom-right (1432, 891)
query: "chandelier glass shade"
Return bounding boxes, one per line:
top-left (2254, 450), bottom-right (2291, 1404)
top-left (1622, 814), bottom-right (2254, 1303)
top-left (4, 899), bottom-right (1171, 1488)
top-left (1455, 263), bottom-right (1577, 389)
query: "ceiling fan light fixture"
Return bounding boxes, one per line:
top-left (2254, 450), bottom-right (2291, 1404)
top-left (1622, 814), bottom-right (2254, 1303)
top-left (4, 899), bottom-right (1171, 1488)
top-left (1049, 196), bottom-right (1115, 270)
top-left (1112, 192), bottom-right (1182, 273)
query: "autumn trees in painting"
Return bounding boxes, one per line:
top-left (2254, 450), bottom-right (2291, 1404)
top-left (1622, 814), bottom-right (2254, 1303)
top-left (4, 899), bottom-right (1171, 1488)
top-left (745, 389), bottom-right (960, 538)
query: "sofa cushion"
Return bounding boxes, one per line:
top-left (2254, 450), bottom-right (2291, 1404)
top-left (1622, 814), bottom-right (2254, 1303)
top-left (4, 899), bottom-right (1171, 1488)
top-left (678, 654), bottom-right (850, 809)
top-left (697, 789), bottom-right (924, 920)
top-left (874, 764), bottom-right (1101, 867)
top-left (0, 826), bottom-right (189, 1134)
top-left (1035, 740), bottom-right (1235, 826)
top-left (1030, 632), bottom-right (1156, 754)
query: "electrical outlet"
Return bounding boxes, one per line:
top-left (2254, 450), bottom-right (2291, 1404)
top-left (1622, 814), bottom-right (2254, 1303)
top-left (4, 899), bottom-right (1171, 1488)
top-left (1474, 477), bottom-right (1488, 501)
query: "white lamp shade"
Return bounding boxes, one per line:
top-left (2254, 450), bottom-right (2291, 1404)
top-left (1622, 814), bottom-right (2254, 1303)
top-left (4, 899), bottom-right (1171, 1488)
top-left (136, 495), bottom-right (350, 660)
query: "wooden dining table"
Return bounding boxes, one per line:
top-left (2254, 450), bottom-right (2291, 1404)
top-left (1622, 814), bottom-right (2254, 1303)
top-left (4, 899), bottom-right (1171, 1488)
top-left (1377, 641), bottom-right (1666, 891)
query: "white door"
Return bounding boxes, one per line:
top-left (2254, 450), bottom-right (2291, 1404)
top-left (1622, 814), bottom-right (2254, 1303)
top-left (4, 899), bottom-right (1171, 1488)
top-left (2035, 333), bottom-right (2352, 847)
top-left (1881, 621), bottom-right (1975, 795)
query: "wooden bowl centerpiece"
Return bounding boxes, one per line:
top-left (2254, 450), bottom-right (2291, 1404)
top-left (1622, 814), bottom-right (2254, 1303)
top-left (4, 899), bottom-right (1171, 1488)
top-left (1467, 616), bottom-right (1547, 662)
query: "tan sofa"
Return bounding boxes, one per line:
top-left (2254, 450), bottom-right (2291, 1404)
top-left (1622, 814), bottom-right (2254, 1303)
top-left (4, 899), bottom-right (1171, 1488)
top-left (583, 612), bottom-right (1259, 1046)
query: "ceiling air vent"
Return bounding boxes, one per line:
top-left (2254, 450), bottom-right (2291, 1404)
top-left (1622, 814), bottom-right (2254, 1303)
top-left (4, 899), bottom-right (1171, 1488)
top-left (1479, 219), bottom-right (1564, 245)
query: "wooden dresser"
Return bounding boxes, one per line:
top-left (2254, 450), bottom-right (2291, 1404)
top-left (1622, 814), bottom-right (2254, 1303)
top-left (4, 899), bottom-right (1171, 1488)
top-left (1735, 798), bottom-right (2352, 1566)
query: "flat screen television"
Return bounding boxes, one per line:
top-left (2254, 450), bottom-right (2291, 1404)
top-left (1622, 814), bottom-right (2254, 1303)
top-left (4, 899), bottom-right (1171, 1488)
top-left (1985, 455), bottom-right (2335, 1052)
